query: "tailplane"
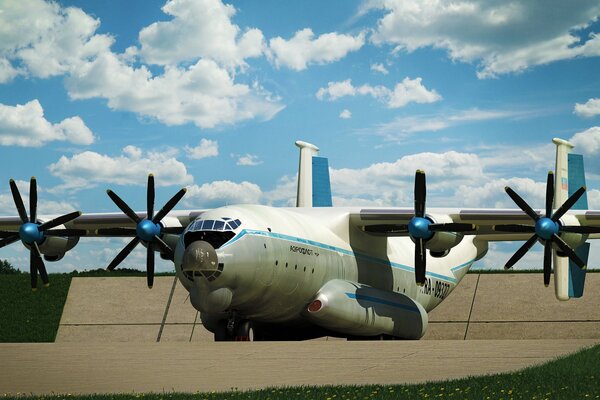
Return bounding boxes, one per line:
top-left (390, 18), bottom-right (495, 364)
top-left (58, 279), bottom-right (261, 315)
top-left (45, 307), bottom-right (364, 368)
top-left (295, 141), bottom-right (332, 207)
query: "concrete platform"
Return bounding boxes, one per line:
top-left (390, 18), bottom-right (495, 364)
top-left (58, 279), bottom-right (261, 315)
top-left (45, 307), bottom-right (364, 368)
top-left (1, 340), bottom-right (597, 395)
top-left (56, 274), bottom-right (600, 342)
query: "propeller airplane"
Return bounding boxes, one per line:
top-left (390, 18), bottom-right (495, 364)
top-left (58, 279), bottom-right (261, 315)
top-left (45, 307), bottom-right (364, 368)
top-left (1, 137), bottom-right (599, 341)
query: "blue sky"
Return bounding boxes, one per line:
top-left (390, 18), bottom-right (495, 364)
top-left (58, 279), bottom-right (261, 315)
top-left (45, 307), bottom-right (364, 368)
top-left (1, 0), bottom-right (600, 272)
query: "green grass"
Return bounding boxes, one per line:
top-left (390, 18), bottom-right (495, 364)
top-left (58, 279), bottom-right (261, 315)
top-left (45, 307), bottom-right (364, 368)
top-left (0, 269), bottom-right (175, 342)
top-left (0, 273), bottom-right (72, 342)
top-left (2, 344), bottom-right (599, 399)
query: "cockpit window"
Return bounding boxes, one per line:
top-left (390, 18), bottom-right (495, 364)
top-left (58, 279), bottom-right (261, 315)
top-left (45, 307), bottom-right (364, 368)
top-left (189, 218), bottom-right (242, 232)
top-left (185, 217), bottom-right (242, 248)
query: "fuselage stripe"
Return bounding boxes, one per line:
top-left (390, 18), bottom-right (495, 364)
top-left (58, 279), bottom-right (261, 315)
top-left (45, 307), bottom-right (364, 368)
top-left (222, 229), bottom-right (473, 283)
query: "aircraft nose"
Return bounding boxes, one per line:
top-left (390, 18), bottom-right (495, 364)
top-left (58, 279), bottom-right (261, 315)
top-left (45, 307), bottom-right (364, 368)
top-left (181, 240), bottom-right (223, 281)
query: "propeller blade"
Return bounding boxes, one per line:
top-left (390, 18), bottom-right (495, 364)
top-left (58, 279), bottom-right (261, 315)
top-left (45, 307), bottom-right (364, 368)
top-left (429, 223), bottom-right (476, 232)
top-left (0, 230), bottom-right (18, 238)
top-left (152, 188), bottom-right (187, 224)
top-left (545, 171), bottom-right (554, 218)
top-left (505, 234), bottom-right (538, 269)
top-left (9, 179), bottom-right (28, 223)
top-left (543, 240), bottom-right (552, 287)
top-left (560, 225), bottom-right (600, 234)
top-left (44, 229), bottom-right (88, 237)
top-left (107, 237), bottom-right (140, 271)
top-left (505, 187), bottom-right (540, 221)
top-left (147, 245), bottom-right (154, 289)
top-left (96, 228), bottom-right (138, 236)
top-left (161, 226), bottom-right (185, 235)
top-left (414, 170), bottom-right (426, 218)
top-left (153, 235), bottom-right (173, 255)
top-left (147, 174), bottom-right (155, 221)
top-left (30, 177), bottom-right (37, 223)
top-left (415, 238), bottom-right (426, 285)
top-left (32, 242), bottom-right (49, 286)
top-left (29, 250), bottom-right (37, 290)
top-left (552, 186), bottom-right (586, 222)
top-left (107, 190), bottom-right (141, 224)
top-left (0, 234), bottom-right (20, 249)
top-left (551, 234), bottom-right (586, 269)
top-left (493, 224), bottom-right (536, 233)
top-left (38, 211), bottom-right (82, 231)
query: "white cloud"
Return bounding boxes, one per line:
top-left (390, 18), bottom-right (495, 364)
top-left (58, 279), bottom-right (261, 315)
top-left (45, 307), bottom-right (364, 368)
top-left (367, 0), bottom-right (600, 78)
top-left (329, 151), bottom-right (483, 206)
top-left (456, 177), bottom-right (546, 208)
top-left (183, 180), bottom-right (262, 208)
top-left (339, 109), bottom-right (352, 119)
top-left (48, 146), bottom-right (193, 191)
top-left (138, 0), bottom-right (265, 68)
top-left (369, 108), bottom-right (533, 140)
top-left (569, 126), bottom-right (600, 156)
top-left (0, 0), bottom-right (284, 129)
top-left (574, 98), bottom-right (600, 118)
top-left (236, 154), bottom-right (262, 166)
top-left (185, 138), bottom-right (219, 160)
top-left (0, 0), bottom-right (113, 80)
top-left (316, 77), bottom-right (441, 108)
top-left (0, 100), bottom-right (95, 147)
top-left (370, 63), bottom-right (389, 74)
top-left (65, 54), bottom-right (284, 129)
top-left (269, 28), bottom-right (365, 70)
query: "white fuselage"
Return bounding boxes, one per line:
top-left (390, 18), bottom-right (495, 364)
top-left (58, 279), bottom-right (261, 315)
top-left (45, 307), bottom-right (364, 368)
top-left (173, 204), bottom-right (487, 325)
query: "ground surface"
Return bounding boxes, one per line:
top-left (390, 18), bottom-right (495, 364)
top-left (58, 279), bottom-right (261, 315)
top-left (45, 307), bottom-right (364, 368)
top-left (1, 340), bottom-right (597, 395)
top-left (2, 273), bottom-right (599, 396)
top-left (55, 274), bottom-right (600, 342)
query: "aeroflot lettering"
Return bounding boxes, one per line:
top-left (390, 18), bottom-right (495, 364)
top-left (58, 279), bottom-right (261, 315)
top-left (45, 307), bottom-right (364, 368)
top-left (289, 245), bottom-right (313, 255)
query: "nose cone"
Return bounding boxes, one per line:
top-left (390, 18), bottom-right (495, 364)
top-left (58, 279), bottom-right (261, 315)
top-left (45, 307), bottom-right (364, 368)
top-left (182, 241), bottom-right (222, 281)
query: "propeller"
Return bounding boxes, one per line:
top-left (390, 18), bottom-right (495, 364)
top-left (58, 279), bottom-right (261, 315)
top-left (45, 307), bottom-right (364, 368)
top-left (493, 171), bottom-right (599, 286)
top-left (97, 174), bottom-right (187, 288)
top-left (393, 170), bottom-right (476, 286)
top-left (0, 177), bottom-right (85, 290)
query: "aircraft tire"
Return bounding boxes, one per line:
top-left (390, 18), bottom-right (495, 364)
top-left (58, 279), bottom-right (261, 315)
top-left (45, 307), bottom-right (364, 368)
top-left (235, 320), bottom-right (259, 341)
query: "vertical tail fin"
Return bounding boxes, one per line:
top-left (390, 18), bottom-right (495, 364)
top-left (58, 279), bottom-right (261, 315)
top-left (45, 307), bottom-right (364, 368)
top-left (295, 141), bottom-right (332, 207)
top-left (552, 138), bottom-right (589, 300)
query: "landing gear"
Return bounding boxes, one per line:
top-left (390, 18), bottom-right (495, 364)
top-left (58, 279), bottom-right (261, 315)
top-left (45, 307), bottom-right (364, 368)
top-left (213, 314), bottom-right (261, 341)
top-left (234, 320), bottom-right (256, 341)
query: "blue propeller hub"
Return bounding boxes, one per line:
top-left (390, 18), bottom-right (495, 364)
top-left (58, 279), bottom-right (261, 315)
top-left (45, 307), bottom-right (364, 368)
top-left (535, 217), bottom-right (559, 240)
top-left (19, 222), bottom-right (44, 244)
top-left (136, 219), bottom-right (161, 242)
top-left (408, 217), bottom-right (433, 240)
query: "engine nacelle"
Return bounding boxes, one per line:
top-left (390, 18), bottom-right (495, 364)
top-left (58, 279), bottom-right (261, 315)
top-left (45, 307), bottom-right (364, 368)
top-left (557, 214), bottom-right (588, 251)
top-left (425, 214), bottom-right (464, 254)
top-left (304, 279), bottom-right (428, 339)
top-left (37, 235), bottom-right (79, 260)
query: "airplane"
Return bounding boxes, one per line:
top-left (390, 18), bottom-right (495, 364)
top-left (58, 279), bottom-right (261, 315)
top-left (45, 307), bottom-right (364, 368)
top-left (0, 137), bottom-right (599, 341)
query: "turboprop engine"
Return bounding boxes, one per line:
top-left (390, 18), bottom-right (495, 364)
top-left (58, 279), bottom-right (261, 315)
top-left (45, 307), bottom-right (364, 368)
top-left (304, 279), bottom-right (428, 339)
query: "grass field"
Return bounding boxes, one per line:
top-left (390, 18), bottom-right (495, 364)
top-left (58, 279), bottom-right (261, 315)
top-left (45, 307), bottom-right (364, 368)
top-left (1, 343), bottom-right (598, 399)
top-left (0, 269), bottom-right (173, 342)
top-left (0, 274), bottom-right (71, 342)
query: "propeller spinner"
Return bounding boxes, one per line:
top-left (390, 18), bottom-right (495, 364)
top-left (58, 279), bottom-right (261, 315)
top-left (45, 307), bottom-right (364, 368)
top-left (493, 171), bottom-right (600, 286)
top-left (394, 170), bottom-right (476, 286)
top-left (97, 174), bottom-right (186, 288)
top-left (0, 178), bottom-right (85, 290)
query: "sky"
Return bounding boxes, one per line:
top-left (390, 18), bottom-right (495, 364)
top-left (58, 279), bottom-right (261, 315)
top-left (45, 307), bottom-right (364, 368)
top-left (1, 0), bottom-right (600, 273)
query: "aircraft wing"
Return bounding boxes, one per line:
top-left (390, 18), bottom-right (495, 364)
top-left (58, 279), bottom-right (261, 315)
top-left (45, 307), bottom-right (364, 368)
top-left (350, 208), bottom-right (600, 241)
top-left (0, 210), bottom-right (204, 236)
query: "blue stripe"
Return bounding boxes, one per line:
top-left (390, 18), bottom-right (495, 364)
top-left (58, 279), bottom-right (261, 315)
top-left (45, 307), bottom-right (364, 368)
top-left (222, 229), bottom-right (475, 283)
top-left (345, 293), bottom-right (420, 314)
